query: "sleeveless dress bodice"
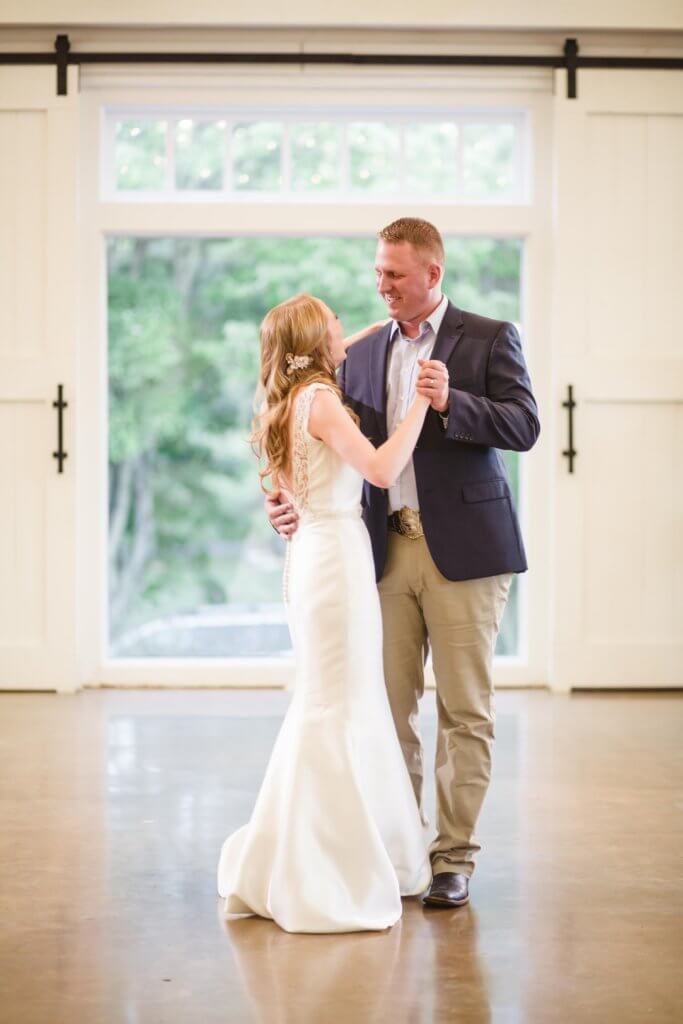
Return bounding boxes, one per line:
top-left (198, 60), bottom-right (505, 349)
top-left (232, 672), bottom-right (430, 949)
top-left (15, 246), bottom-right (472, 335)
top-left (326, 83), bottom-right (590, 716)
top-left (288, 382), bottom-right (363, 516)
top-left (282, 382), bottom-right (363, 602)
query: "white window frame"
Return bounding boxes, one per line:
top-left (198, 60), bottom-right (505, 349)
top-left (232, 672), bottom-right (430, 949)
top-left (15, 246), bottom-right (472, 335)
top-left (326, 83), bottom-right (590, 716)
top-left (78, 68), bottom-right (553, 689)
top-left (102, 106), bottom-right (529, 204)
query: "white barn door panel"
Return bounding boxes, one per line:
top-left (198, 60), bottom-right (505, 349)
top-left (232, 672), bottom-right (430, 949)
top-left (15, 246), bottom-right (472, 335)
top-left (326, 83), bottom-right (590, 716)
top-left (0, 68), bottom-right (79, 691)
top-left (552, 71), bottom-right (683, 689)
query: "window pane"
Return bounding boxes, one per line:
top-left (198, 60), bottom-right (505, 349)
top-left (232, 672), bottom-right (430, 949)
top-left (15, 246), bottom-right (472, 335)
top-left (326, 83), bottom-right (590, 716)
top-left (114, 120), bottom-right (167, 191)
top-left (290, 122), bottom-right (342, 191)
top-left (107, 236), bottom-right (522, 658)
top-left (348, 122), bottom-right (400, 192)
top-left (462, 122), bottom-right (516, 199)
top-left (232, 122), bottom-right (283, 191)
top-left (108, 113), bottom-right (526, 200)
top-left (175, 119), bottom-right (224, 190)
top-left (405, 122), bottom-right (458, 193)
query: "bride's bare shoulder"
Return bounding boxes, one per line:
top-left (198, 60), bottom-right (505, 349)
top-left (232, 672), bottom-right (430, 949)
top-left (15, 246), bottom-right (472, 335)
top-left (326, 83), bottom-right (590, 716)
top-left (309, 385), bottom-right (343, 415)
top-left (307, 386), bottom-right (346, 439)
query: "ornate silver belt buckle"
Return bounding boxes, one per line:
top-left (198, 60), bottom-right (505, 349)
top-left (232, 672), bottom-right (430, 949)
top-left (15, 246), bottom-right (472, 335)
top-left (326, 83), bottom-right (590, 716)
top-left (398, 507), bottom-right (423, 539)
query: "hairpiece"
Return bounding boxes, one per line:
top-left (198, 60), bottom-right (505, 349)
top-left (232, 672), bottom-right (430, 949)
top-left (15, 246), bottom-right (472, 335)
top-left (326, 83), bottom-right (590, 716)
top-left (285, 353), bottom-right (312, 375)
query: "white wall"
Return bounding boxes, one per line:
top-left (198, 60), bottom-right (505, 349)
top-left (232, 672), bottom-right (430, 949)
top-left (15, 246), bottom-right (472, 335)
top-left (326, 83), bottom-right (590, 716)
top-left (1, 0), bottom-right (682, 31)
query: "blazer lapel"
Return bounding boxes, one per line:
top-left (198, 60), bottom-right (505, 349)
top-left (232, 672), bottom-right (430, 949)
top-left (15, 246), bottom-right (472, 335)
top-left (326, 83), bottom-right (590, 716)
top-left (369, 322), bottom-right (393, 440)
top-left (430, 300), bottom-right (465, 366)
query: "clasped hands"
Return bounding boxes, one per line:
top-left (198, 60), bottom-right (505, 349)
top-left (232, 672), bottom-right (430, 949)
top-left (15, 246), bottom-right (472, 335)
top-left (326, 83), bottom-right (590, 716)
top-left (415, 358), bottom-right (450, 414)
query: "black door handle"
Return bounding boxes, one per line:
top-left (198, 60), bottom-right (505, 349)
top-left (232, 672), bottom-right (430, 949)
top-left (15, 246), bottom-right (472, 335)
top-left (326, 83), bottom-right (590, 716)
top-left (562, 384), bottom-right (576, 473)
top-left (52, 384), bottom-right (68, 473)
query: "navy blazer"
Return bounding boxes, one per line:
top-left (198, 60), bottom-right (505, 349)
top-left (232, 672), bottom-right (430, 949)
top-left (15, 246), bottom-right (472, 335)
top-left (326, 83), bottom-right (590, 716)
top-left (338, 300), bottom-right (540, 583)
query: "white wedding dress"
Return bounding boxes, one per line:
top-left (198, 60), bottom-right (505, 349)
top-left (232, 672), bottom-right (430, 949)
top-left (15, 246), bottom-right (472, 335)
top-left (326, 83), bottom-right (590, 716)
top-left (217, 382), bottom-right (432, 933)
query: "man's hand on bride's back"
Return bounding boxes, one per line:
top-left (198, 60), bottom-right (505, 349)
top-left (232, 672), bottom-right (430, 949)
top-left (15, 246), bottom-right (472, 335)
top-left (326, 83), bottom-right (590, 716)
top-left (265, 490), bottom-right (299, 539)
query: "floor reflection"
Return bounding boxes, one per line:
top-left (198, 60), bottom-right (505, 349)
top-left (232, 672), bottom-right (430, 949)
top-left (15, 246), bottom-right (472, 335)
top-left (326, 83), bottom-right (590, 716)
top-left (221, 900), bottom-right (491, 1024)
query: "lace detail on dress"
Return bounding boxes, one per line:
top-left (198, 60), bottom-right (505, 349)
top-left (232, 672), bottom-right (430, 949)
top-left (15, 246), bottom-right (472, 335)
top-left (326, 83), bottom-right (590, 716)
top-left (291, 382), bottom-right (336, 515)
top-left (283, 382), bottom-right (336, 606)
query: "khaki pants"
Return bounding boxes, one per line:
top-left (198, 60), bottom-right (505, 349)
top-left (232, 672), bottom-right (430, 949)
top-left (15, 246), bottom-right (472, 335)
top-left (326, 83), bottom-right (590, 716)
top-left (377, 530), bottom-right (513, 877)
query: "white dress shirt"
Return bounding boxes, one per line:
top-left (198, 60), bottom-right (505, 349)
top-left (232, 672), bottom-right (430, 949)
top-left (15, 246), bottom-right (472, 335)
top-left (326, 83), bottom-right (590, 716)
top-left (386, 294), bottom-right (449, 513)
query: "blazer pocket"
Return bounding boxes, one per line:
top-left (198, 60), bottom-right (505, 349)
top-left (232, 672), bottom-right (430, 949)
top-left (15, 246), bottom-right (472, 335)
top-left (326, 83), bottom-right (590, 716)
top-left (462, 478), bottom-right (507, 503)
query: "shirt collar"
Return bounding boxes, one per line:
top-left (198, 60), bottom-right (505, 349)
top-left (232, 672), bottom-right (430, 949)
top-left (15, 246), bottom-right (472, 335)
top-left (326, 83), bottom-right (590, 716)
top-left (389, 294), bottom-right (449, 343)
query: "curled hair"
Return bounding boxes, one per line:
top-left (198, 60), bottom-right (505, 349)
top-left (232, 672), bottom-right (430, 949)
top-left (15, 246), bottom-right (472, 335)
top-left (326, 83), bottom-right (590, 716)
top-left (251, 292), bottom-right (346, 493)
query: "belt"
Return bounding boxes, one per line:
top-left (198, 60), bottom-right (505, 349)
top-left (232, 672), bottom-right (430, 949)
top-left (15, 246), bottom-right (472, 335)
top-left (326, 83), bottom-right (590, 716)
top-left (388, 507), bottom-right (424, 539)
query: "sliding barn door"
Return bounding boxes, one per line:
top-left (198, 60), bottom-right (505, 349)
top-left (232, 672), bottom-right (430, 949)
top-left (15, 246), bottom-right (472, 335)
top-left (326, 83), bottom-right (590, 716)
top-left (0, 67), bottom-right (79, 690)
top-left (552, 70), bottom-right (683, 689)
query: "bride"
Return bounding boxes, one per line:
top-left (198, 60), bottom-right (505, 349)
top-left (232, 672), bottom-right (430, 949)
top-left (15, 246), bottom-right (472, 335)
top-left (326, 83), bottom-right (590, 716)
top-left (217, 293), bottom-right (433, 933)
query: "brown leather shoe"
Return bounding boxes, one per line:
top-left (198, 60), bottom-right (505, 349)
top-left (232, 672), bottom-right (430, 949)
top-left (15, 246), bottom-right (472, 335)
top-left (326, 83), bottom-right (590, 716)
top-left (422, 872), bottom-right (470, 907)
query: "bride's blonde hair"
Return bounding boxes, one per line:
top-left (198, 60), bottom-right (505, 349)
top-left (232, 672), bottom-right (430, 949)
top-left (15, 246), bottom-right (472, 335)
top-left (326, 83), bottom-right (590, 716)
top-left (251, 292), bottom-right (345, 492)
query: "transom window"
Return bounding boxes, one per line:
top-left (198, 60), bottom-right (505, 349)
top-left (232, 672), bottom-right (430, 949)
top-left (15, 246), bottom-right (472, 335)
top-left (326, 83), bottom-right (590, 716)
top-left (104, 109), bottom-right (527, 202)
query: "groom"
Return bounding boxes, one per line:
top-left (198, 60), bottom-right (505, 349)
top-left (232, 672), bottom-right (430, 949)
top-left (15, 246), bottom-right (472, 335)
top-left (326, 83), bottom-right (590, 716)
top-left (267, 218), bottom-right (540, 907)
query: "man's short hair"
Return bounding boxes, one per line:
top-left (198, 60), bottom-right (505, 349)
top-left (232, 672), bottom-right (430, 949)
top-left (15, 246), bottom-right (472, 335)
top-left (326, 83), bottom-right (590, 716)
top-left (377, 217), bottom-right (445, 265)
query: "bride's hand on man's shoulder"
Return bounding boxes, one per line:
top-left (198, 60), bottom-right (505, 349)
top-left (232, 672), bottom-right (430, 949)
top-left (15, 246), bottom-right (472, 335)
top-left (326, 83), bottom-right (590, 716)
top-left (342, 319), bottom-right (390, 351)
top-left (265, 490), bottom-right (299, 539)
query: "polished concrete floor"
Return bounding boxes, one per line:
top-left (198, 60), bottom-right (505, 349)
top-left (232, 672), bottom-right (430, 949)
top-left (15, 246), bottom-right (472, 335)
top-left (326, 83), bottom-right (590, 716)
top-left (0, 687), bottom-right (681, 1024)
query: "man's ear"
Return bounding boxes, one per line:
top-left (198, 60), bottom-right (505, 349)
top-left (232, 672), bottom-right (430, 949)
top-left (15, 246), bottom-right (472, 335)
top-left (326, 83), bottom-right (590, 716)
top-left (428, 262), bottom-right (443, 288)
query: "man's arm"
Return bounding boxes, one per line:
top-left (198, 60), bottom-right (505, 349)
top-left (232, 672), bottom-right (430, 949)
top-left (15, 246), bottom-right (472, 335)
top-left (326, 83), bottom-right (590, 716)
top-left (440, 322), bottom-right (540, 452)
top-left (342, 320), bottom-right (387, 352)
